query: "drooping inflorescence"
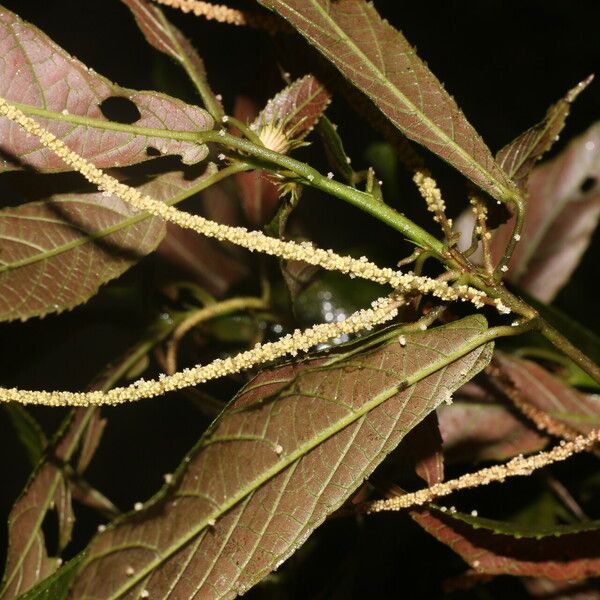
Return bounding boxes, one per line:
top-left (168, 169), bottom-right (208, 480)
top-left (0, 98), bottom-right (491, 310)
top-left (151, 0), bottom-right (283, 32)
top-left (0, 296), bottom-right (402, 406)
top-left (0, 96), bottom-right (503, 407)
top-left (365, 429), bottom-right (600, 512)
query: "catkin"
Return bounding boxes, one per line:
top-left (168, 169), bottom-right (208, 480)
top-left (0, 296), bottom-right (401, 406)
top-left (366, 429), bottom-right (600, 512)
top-left (0, 97), bottom-right (506, 407)
top-left (151, 0), bottom-right (283, 32)
top-left (0, 98), bottom-right (492, 310)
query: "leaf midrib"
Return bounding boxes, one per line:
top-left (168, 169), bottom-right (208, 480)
top-left (282, 0), bottom-right (517, 203)
top-left (103, 323), bottom-right (490, 599)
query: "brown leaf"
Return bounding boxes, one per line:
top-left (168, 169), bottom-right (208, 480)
top-left (0, 169), bottom-right (211, 321)
top-left (497, 77), bottom-right (592, 191)
top-left (412, 507), bottom-right (600, 580)
top-left (250, 75), bottom-right (331, 144)
top-left (439, 399), bottom-right (548, 464)
top-left (68, 316), bottom-right (492, 599)
top-left (494, 353), bottom-right (600, 435)
top-left (0, 409), bottom-right (97, 600)
top-left (257, 0), bottom-right (519, 203)
top-left (0, 7), bottom-right (212, 173)
top-left (120, 0), bottom-right (224, 117)
top-left (491, 121), bottom-right (600, 302)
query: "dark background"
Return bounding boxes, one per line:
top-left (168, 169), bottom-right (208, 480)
top-left (1, 1), bottom-right (599, 598)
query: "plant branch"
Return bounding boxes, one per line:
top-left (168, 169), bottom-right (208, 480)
top-left (165, 296), bottom-right (268, 374)
top-left (11, 101), bottom-right (445, 257)
top-left (153, 6), bottom-right (224, 119)
top-left (539, 320), bottom-right (600, 385)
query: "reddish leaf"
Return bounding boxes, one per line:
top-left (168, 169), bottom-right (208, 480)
top-left (235, 75), bottom-right (331, 226)
top-left (158, 221), bottom-right (251, 297)
top-left (412, 507), bottom-right (600, 580)
top-left (491, 121), bottom-right (600, 302)
top-left (390, 412), bottom-right (445, 486)
top-left (120, 0), bottom-right (223, 116)
top-left (257, 0), bottom-right (519, 203)
top-left (439, 399), bottom-right (548, 464)
top-left (68, 317), bottom-right (492, 599)
top-left (0, 169), bottom-right (211, 321)
top-left (0, 7), bottom-right (212, 173)
top-left (250, 75), bottom-right (331, 144)
top-left (497, 77), bottom-right (592, 191)
top-left (494, 353), bottom-right (600, 435)
top-left (0, 408), bottom-right (97, 599)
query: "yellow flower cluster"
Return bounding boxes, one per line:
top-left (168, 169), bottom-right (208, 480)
top-left (153, 0), bottom-right (247, 24)
top-left (0, 296), bottom-right (401, 406)
top-left (0, 97), bottom-right (501, 407)
top-left (413, 169), bottom-right (452, 230)
top-left (366, 429), bottom-right (600, 512)
top-left (151, 0), bottom-right (282, 32)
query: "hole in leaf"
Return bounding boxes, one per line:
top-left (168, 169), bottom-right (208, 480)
top-left (146, 146), bottom-right (161, 157)
top-left (580, 176), bottom-right (596, 193)
top-left (41, 508), bottom-right (60, 556)
top-left (99, 96), bottom-right (141, 124)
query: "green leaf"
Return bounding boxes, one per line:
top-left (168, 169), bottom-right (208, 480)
top-left (68, 316), bottom-right (492, 599)
top-left (2, 405), bottom-right (47, 465)
top-left (256, 0), bottom-right (519, 203)
top-left (0, 168), bottom-right (215, 322)
top-left (317, 115), bottom-right (356, 184)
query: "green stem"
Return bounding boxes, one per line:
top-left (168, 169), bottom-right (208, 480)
top-left (494, 197), bottom-right (525, 277)
top-left (152, 8), bottom-right (224, 120)
top-left (199, 131), bottom-right (446, 256)
top-left (13, 102), bottom-right (445, 257)
top-left (13, 101), bottom-right (204, 143)
top-left (539, 320), bottom-right (600, 385)
top-left (13, 102), bottom-right (600, 383)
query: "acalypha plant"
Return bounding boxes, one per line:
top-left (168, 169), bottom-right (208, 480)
top-left (1, 1), bottom-right (599, 598)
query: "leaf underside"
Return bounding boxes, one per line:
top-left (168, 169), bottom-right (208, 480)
top-left (0, 169), bottom-right (212, 321)
top-left (0, 7), bottom-right (212, 173)
top-left (68, 316), bottom-right (492, 599)
top-left (491, 120), bottom-right (600, 302)
top-left (256, 0), bottom-right (518, 203)
top-left (0, 409), bottom-right (99, 600)
top-left (413, 506), bottom-right (600, 580)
